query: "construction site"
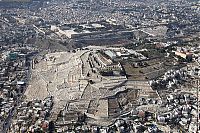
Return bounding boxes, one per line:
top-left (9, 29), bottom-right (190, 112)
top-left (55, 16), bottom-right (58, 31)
top-left (24, 46), bottom-right (159, 126)
top-left (6, 43), bottom-right (200, 132)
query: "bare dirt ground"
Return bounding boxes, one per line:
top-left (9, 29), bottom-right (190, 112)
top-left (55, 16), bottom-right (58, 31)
top-left (25, 50), bottom-right (89, 119)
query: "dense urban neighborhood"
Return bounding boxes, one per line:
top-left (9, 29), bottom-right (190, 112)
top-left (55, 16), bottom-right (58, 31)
top-left (1, 0), bottom-right (200, 132)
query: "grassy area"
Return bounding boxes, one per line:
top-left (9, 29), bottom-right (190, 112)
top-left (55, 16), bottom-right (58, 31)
top-left (122, 56), bottom-right (177, 80)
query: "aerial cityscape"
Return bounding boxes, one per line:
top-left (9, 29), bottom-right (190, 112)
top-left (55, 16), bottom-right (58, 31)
top-left (0, 0), bottom-right (200, 132)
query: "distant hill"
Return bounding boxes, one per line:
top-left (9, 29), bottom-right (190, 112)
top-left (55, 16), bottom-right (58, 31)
top-left (0, 0), bottom-right (31, 2)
